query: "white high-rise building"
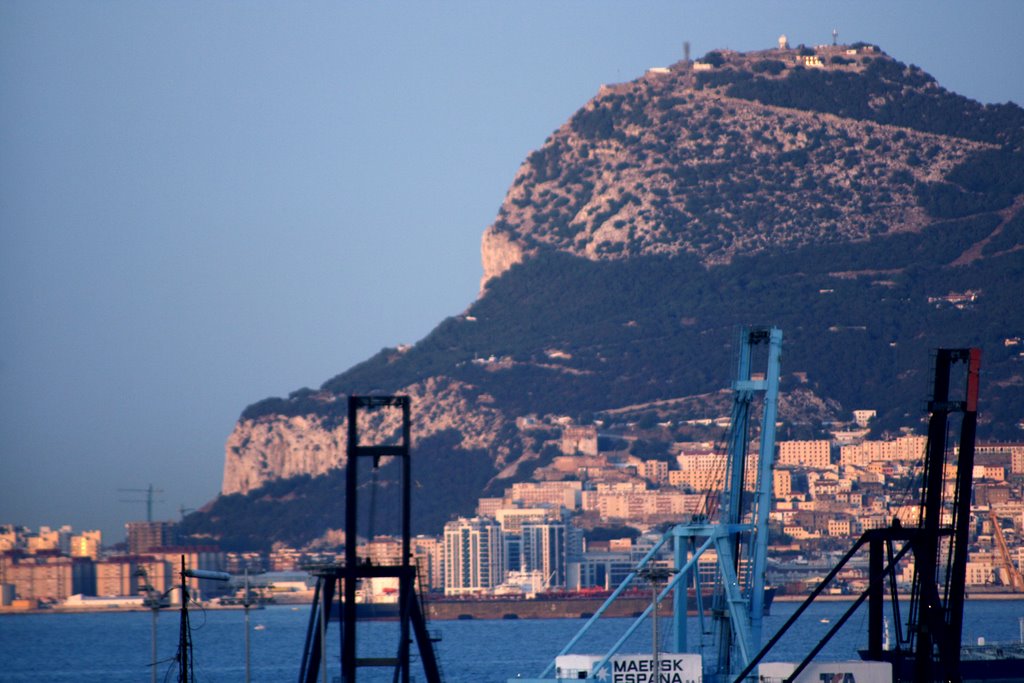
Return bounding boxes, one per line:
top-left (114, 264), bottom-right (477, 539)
top-left (443, 517), bottom-right (504, 596)
top-left (521, 522), bottom-right (568, 589)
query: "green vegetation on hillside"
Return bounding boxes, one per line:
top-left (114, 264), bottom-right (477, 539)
top-left (913, 147), bottom-right (1024, 219)
top-left (311, 219), bottom-right (1022, 437)
top-left (725, 57), bottom-right (1024, 146)
top-left (983, 208), bottom-right (1024, 255)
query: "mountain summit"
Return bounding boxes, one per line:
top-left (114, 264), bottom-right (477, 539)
top-left (480, 43), bottom-right (1022, 286)
top-left (184, 44), bottom-right (1024, 550)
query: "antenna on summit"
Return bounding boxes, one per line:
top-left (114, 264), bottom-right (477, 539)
top-left (832, 28), bottom-right (839, 46)
top-left (683, 40), bottom-right (690, 64)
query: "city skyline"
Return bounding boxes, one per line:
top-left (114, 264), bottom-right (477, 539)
top-left (3, 2), bottom-right (1024, 542)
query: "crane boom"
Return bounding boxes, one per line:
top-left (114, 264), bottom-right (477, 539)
top-left (989, 508), bottom-right (1024, 591)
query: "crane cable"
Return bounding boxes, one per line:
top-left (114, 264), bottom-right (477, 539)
top-left (367, 466), bottom-right (380, 546)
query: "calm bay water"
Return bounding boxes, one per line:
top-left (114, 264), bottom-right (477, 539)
top-left (0, 600), bottom-right (1021, 682)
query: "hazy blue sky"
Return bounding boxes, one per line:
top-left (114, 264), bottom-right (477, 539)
top-left (2, 2), bottom-right (1022, 543)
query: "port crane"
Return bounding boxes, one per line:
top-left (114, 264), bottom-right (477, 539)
top-left (989, 508), bottom-right (1024, 591)
top-left (734, 347), bottom-right (983, 683)
top-left (524, 326), bottom-right (783, 683)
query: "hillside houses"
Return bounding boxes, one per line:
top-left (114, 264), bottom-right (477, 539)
top-left (4, 422), bottom-right (1023, 605)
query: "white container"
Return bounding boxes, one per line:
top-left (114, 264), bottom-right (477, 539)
top-left (553, 653), bottom-right (703, 682)
top-left (758, 661), bottom-right (892, 683)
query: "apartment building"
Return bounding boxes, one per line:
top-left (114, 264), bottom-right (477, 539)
top-left (69, 531), bottom-right (102, 560)
top-left (412, 535), bottom-right (444, 592)
top-left (975, 443), bottom-right (1024, 475)
top-left (507, 481), bottom-right (582, 510)
top-left (95, 555), bottom-right (173, 598)
top-left (778, 440), bottom-right (831, 469)
top-left (521, 522), bottom-right (569, 589)
top-left (639, 459), bottom-right (668, 483)
top-left (125, 521), bottom-right (178, 555)
top-left (361, 536), bottom-right (403, 565)
top-left (443, 517), bottom-right (504, 596)
top-left (0, 552), bottom-right (95, 601)
top-left (841, 435), bottom-right (928, 467)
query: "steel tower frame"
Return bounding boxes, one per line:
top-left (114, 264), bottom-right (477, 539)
top-left (297, 395), bottom-right (442, 683)
top-left (732, 347), bottom-right (981, 683)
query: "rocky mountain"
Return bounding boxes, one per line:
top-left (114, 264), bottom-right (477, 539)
top-left (182, 43), bottom-right (1024, 550)
top-left (480, 44), bottom-right (1022, 285)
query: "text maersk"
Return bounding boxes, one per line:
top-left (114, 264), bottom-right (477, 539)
top-left (611, 658), bottom-right (698, 683)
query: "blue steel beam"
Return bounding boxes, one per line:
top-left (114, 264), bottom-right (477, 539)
top-left (538, 533), bottom-right (671, 678)
top-left (709, 327), bottom-right (782, 681)
top-left (587, 535), bottom-right (717, 681)
top-left (673, 535), bottom-right (686, 653)
top-left (712, 533), bottom-right (752, 670)
top-left (748, 328), bottom-right (782, 651)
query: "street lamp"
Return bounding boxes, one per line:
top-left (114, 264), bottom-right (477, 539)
top-left (637, 566), bottom-right (677, 679)
top-left (179, 559), bottom-right (231, 683)
top-left (240, 567), bottom-right (266, 683)
top-left (134, 566), bottom-right (173, 683)
top-left (244, 569), bottom-right (251, 683)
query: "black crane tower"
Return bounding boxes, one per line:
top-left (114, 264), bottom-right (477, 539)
top-left (733, 347), bottom-right (981, 683)
top-left (298, 395), bottom-right (443, 683)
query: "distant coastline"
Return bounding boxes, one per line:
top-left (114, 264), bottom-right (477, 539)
top-left (773, 592), bottom-right (1024, 602)
top-left (4, 592), bottom-right (1024, 616)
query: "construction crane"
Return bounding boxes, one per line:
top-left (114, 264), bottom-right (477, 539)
top-left (118, 484), bottom-right (164, 522)
top-left (989, 508), bottom-right (1024, 591)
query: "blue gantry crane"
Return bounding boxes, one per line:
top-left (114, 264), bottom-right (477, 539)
top-left (522, 326), bottom-right (783, 683)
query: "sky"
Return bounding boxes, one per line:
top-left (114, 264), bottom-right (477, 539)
top-left (2, 1), bottom-right (1023, 544)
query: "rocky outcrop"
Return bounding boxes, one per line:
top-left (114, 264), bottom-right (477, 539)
top-left (222, 376), bottom-right (509, 495)
top-left (222, 414), bottom-right (342, 495)
top-left (479, 225), bottom-right (526, 292)
top-left (778, 387), bottom-right (844, 426)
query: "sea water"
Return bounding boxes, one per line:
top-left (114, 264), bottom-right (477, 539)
top-left (0, 600), bottom-right (1021, 682)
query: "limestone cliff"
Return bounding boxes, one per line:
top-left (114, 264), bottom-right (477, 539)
top-left (221, 376), bottom-right (509, 495)
top-left (479, 226), bottom-right (525, 293)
